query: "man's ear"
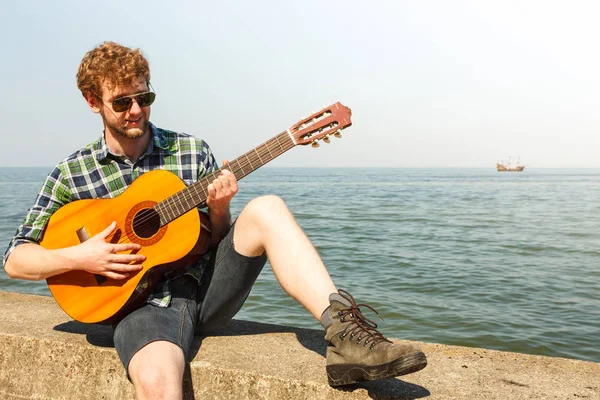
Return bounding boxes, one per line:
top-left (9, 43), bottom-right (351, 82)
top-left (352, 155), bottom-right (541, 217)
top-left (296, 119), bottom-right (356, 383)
top-left (83, 92), bottom-right (102, 114)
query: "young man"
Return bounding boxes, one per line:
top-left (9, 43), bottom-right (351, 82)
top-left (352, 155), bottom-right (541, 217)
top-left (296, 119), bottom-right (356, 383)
top-left (3, 42), bottom-right (426, 399)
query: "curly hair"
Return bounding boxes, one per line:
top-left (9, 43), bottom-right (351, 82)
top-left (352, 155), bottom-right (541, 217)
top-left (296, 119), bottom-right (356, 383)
top-left (76, 41), bottom-right (150, 96)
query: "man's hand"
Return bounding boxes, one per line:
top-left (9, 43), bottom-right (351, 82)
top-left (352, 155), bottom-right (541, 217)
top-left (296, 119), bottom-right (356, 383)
top-left (206, 160), bottom-right (238, 214)
top-left (206, 160), bottom-right (236, 245)
top-left (69, 221), bottom-right (145, 280)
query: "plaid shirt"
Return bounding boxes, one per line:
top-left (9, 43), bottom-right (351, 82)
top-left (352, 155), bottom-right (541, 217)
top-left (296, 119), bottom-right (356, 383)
top-left (3, 123), bottom-right (219, 307)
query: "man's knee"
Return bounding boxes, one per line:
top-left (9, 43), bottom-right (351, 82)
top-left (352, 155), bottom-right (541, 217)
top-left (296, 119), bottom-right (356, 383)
top-left (128, 342), bottom-right (185, 399)
top-left (131, 366), bottom-right (168, 399)
top-left (131, 361), bottom-right (183, 400)
top-left (244, 195), bottom-right (290, 220)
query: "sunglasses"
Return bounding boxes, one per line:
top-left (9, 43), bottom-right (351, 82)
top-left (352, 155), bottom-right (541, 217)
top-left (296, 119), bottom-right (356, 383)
top-left (108, 91), bottom-right (156, 112)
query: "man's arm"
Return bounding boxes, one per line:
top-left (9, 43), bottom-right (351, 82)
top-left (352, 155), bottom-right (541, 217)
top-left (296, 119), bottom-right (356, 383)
top-left (208, 207), bottom-right (232, 247)
top-left (4, 243), bottom-right (75, 280)
top-left (3, 164), bottom-right (145, 281)
top-left (4, 222), bottom-right (145, 281)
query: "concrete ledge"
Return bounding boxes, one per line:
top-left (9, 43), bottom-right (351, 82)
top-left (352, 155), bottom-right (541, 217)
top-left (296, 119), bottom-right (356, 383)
top-left (0, 291), bottom-right (598, 399)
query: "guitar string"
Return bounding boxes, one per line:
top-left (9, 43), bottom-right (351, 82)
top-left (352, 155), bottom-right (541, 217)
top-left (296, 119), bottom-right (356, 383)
top-left (107, 133), bottom-right (295, 247)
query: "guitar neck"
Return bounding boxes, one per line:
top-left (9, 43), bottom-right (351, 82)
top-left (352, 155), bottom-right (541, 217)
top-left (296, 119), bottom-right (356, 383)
top-left (156, 131), bottom-right (295, 224)
top-left (215, 130), bottom-right (295, 182)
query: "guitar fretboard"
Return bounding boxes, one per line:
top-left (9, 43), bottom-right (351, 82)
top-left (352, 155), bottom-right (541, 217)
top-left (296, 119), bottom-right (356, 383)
top-left (154, 131), bottom-right (295, 225)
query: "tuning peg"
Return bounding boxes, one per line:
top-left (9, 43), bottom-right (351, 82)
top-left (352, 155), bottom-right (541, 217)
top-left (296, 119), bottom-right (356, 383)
top-left (323, 136), bottom-right (331, 144)
top-left (311, 141), bottom-right (320, 148)
top-left (334, 130), bottom-right (342, 138)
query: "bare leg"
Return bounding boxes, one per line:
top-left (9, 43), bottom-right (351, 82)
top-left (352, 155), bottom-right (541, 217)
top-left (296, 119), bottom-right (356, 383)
top-left (128, 341), bottom-right (185, 400)
top-left (233, 195), bottom-right (337, 319)
top-left (233, 195), bottom-right (428, 387)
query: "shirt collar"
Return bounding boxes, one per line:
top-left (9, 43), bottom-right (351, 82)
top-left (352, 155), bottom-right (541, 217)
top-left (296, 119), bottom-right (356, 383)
top-left (93, 123), bottom-right (179, 162)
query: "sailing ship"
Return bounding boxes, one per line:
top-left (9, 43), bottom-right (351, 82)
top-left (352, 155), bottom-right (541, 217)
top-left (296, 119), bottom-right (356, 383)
top-left (497, 157), bottom-right (525, 172)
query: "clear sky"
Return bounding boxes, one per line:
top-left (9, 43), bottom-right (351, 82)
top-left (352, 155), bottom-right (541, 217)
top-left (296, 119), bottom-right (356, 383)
top-left (1, 1), bottom-right (599, 168)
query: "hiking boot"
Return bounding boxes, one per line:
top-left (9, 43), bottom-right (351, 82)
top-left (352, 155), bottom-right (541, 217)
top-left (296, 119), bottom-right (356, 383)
top-left (321, 290), bottom-right (427, 386)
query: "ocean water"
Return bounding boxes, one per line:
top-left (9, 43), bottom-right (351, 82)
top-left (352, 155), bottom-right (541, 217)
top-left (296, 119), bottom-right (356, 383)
top-left (1, 167), bottom-right (599, 364)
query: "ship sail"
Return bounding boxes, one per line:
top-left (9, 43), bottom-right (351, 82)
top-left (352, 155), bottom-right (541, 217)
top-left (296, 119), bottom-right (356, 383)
top-left (497, 156), bottom-right (525, 172)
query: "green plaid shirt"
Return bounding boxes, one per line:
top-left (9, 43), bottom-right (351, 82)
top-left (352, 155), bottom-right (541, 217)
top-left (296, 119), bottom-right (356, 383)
top-left (3, 123), bottom-right (219, 307)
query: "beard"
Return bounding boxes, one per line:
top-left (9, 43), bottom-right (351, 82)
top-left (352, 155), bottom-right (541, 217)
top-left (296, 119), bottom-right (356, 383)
top-left (104, 116), bottom-right (150, 140)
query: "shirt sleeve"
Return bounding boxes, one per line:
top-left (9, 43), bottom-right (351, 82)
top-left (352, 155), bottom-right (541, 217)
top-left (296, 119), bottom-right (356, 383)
top-left (200, 139), bottom-right (219, 176)
top-left (3, 165), bottom-right (72, 267)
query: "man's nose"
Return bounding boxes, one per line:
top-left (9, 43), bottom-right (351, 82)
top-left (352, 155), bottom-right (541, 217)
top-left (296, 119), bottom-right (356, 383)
top-left (128, 99), bottom-right (142, 115)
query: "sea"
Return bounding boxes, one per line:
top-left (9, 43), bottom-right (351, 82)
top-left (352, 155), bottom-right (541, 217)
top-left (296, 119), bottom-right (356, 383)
top-left (1, 167), bottom-right (599, 364)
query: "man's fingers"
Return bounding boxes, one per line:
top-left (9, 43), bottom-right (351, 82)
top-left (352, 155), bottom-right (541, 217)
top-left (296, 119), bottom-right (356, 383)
top-left (220, 168), bottom-right (233, 177)
top-left (96, 221), bottom-right (117, 239)
top-left (218, 165), bottom-right (237, 190)
top-left (207, 183), bottom-right (216, 197)
top-left (220, 168), bottom-right (236, 182)
top-left (112, 243), bottom-right (142, 253)
top-left (108, 254), bottom-right (146, 265)
top-left (216, 170), bottom-right (237, 189)
top-left (103, 271), bottom-right (131, 280)
top-left (103, 261), bottom-right (143, 273)
top-left (207, 165), bottom-right (238, 204)
top-left (212, 178), bottom-right (223, 190)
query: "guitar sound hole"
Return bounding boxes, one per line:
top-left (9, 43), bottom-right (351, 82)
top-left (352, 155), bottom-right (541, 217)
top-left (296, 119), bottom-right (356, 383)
top-left (132, 208), bottom-right (161, 239)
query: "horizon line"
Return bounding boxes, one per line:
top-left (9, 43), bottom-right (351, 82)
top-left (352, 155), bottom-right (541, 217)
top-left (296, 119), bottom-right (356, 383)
top-left (2, 166), bottom-right (600, 170)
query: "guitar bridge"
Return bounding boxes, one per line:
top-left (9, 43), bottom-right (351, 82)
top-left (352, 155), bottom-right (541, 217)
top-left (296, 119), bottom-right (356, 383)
top-left (76, 227), bottom-right (90, 242)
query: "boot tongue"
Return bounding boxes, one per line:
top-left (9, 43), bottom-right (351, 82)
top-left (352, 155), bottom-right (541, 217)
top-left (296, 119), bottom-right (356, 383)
top-left (329, 293), bottom-right (352, 307)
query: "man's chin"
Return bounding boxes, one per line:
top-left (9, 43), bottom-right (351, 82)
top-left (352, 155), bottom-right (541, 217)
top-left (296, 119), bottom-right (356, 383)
top-left (123, 128), bottom-right (145, 139)
top-left (116, 123), bottom-right (148, 140)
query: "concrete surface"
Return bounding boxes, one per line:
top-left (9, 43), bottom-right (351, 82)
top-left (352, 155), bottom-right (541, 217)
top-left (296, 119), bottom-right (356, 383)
top-left (0, 291), bottom-right (598, 399)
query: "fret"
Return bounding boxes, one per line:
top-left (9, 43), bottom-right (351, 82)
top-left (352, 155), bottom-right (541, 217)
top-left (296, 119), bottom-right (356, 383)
top-left (233, 159), bottom-right (246, 179)
top-left (189, 183), bottom-right (200, 203)
top-left (172, 196), bottom-right (182, 215)
top-left (198, 180), bottom-right (208, 199)
top-left (163, 201), bottom-right (173, 223)
top-left (244, 153), bottom-right (254, 170)
top-left (275, 135), bottom-right (285, 154)
top-left (263, 142), bottom-right (274, 160)
top-left (154, 203), bottom-right (165, 224)
top-left (158, 201), bottom-right (167, 222)
top-left (169, 200), bottom-right (177, 222)
top-left (254, 148), bottom-right (264, 164)
top-left (181, 194), bottom-right (193, 214)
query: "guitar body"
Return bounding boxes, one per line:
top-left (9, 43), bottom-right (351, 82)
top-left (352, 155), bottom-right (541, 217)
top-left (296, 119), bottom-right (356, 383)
top-left (43, 170), bottom-right (211, 324)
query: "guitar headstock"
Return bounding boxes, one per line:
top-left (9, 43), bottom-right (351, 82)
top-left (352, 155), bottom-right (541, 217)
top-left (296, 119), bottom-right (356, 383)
top-left (288, 102), bottom-right (352, 147)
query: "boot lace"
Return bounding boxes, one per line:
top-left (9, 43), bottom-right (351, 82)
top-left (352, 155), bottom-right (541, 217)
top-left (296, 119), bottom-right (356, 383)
top-left (336, 290), bottom-right (392, 348)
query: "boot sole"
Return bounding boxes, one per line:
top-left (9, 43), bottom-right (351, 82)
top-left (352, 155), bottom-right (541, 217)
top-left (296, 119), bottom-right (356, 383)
top-left (326, 351), bottom-right (427, 386)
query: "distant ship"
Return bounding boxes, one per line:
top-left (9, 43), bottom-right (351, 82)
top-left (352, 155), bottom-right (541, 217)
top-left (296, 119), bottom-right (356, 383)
top-left (497, 157), bottom-right (525, 172)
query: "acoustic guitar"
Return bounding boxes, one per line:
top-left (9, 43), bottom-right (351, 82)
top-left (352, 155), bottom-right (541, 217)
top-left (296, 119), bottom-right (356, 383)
top-left (42, 102), bottom-right (352, 324)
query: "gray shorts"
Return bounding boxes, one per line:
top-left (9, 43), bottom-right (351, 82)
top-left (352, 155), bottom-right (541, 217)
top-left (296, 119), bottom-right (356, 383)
top-left (112, 222), bottom-right (267, 373)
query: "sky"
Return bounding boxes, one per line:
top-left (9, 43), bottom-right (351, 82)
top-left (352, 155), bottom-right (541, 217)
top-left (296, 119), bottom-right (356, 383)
top-left (1, 1), bottom-right (599, 168)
